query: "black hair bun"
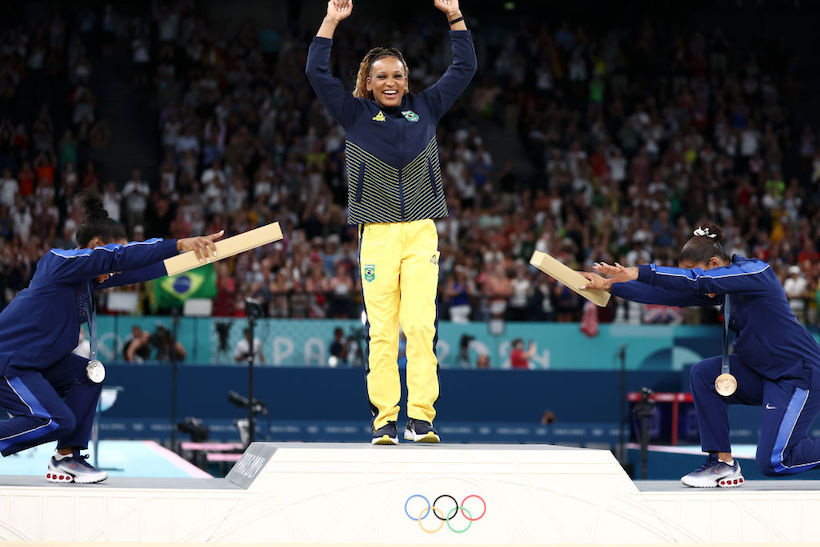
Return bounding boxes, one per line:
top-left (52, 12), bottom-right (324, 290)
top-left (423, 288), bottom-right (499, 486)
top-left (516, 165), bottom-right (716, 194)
top-left (701, 223), bottom-right (723, 244)
top-left (79, 192), bottom-right (109, 221)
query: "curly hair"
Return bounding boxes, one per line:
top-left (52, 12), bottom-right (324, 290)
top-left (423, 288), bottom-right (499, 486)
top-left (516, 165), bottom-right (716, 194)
top-left (352, 46), bottom-right (410, 99)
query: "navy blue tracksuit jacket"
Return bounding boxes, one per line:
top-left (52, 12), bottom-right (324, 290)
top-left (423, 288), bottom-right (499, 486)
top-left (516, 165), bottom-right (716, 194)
top-left (306, 30), bottom-right (477, 225)
top-left (612, 255), bottom-right (820, 475)
top-left (0, 238), bottom-right (177, 455)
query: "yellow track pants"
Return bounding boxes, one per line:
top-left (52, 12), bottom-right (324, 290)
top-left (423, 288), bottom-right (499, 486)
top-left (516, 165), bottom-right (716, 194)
top-left (359, 219), bottom-right (440, 430)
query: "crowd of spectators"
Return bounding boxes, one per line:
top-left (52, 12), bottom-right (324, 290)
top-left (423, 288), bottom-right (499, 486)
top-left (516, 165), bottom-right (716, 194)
top-left (1, 2), bottom-right (819, 327)
top-left (0, 9), bottom-right (113, 307)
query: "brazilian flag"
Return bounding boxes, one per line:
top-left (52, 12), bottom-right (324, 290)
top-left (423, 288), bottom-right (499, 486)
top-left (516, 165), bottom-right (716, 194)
top-left (153, 263), bottom-right (217, 307)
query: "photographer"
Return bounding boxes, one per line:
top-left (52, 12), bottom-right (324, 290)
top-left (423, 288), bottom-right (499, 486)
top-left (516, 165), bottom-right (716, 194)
top-left (328, 327), bottom-right (348, 367)
top-left (150, 324), bottom-right (186, 363)
top-left (123, 325), bottom-right (151, 363)
top-left (234, 327), bottom-right (265, 364)
top-left (509, 338), bottom-right (536, 370)
top-left (457, 334), bottom-right (474, 368)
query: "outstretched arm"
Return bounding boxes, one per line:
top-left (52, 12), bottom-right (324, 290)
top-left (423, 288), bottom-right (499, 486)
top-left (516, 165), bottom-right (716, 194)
top-left (47, 239), bottom-right (178, 283)
top-left (579, 270), bottom-right (715, 307)
top-left (422, 0), bottom-right (477, 120)
top-left (306, 0), bottom-right (359, 128)
top-left (94, 232), bottom-right (224, 289)
top-left (609, 280), bottom-right (717, 307)
top-left (594, 260), bottom-right (774, 296)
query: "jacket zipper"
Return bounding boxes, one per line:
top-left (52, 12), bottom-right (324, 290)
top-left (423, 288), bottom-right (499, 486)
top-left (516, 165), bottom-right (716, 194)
top-left (398, 113), bottom-right (405, 219)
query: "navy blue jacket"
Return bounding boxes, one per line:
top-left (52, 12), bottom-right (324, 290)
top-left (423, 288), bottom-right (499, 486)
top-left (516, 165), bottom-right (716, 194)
top-left (0, 238), bottom-right (177, 375)
top-left (306, 31), bottom-right (477, 224)
top-left (611, 255), bottom-right (820, 387)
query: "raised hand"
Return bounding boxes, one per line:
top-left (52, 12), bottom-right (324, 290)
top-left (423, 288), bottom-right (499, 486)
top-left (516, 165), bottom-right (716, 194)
top-left (434, 0), bottom-right (461, 15)
top-left (177, 230), bottom-right (225, 262)
top-left (593, 262), bottom-right (638, 283)
top-left (326, 0), bottom-right (353, 23)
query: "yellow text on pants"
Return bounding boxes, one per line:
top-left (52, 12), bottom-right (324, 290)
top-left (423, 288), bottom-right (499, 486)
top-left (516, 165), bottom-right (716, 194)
top-left (360, 219), bottom-right (440, 430)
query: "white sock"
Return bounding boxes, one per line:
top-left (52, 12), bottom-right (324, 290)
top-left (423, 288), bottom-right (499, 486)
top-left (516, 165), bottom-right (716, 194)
top-left (719, 457), bottom-right (734, 465)
top-left (54, 451), bottom-right (72, 460)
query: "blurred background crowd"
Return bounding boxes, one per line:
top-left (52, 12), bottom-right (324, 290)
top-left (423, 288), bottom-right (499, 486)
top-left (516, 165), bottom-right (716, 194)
top-left (1, 0), bottom-right (819, 326)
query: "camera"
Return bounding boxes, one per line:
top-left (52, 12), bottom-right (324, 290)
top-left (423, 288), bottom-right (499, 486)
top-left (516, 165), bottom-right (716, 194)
top-left (228, 390), bottom-right (267, 416)
top-left (150, 324), bottom-right (172, 348)
top-left (639, 386), bottom-right (654, 402)
top-left (245, 298), bottom-right (265, 320)
top-left (177, 416), bottom-right (209, 442)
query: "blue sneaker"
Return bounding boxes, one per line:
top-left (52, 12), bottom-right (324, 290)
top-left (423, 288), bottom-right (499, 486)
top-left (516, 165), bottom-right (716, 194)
top-left (403, 418), bottom-right (440, 443)
top-left (371, 421), bottom-right (399, 445)
top-left (47, 450), bottom-right (108, 484)
top-left (681, 453), bottom-right (743, 488)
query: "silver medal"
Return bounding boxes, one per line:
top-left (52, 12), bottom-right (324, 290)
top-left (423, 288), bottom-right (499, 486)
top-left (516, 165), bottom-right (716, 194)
top-left (87, 359), bottom-right (106, 384)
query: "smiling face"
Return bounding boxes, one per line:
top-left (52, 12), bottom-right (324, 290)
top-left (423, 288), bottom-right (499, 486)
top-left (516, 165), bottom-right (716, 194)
top-left (366, 57), bottom-right (407, 108)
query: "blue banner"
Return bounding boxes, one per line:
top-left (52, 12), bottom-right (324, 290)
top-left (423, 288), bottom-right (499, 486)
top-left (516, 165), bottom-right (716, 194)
top-left (91, 316), bottom-right (812, 371)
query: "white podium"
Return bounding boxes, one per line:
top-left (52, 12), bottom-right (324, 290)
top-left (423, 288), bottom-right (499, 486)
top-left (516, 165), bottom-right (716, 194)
top-left (2, 442), bottom-right (820, 544)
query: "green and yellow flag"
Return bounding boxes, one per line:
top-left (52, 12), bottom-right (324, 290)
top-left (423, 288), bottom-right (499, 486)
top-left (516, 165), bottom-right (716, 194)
top-left (153, 263), bottom-right (217, 307)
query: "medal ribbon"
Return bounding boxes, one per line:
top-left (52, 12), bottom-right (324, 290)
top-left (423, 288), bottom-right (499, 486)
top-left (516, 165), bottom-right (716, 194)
top-left (721, 293), bottom-right (730, 375)
top-left (86, 282), bottom-right (98, 361)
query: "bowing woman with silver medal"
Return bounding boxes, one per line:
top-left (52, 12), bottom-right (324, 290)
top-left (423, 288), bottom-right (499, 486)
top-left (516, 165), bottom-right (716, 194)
top-left (580, 223), bottom-right (820, 487)
top-left (0, 192), bottom-right (222, 483)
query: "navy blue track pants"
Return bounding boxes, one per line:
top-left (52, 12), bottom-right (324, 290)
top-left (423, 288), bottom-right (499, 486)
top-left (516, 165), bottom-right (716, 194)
top-left (0, 354), bottom-right (101, 456)
top-left (691, 355), bottom-right (820, 476)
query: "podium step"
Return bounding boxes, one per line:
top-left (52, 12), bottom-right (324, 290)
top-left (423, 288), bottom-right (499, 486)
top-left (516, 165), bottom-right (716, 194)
top-left (2, 442), bottom-right (819, 544)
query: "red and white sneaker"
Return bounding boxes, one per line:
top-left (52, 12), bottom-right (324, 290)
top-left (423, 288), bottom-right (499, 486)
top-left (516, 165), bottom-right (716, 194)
top-left (46, 450), bottom-right (108, 484)
top-left (681, 454), bottom-right (744, 488)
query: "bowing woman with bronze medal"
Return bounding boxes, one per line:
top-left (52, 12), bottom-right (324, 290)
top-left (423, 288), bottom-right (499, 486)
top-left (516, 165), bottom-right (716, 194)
top-left (0, 192), bottom-right (222, 483)
top-left (580, 223), bottom-right (820, 487)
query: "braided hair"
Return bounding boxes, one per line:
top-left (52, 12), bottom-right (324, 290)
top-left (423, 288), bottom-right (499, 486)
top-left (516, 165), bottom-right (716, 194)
top-left (352, 46), bottom-right (410, 99)
top-left (679, 223), bottom-right (730, 266)
top-left (75, 192), bottom-right (126, 248)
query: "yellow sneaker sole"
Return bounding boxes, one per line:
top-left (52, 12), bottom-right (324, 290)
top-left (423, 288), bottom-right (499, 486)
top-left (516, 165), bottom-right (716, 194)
top-left (371, 435), bottom-right (398, 445)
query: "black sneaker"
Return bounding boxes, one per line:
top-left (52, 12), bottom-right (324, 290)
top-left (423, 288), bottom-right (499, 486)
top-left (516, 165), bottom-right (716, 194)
top-left (371, 421), bottom-right (399, 445)
top-left (404, 418), bottom-right (440, 443)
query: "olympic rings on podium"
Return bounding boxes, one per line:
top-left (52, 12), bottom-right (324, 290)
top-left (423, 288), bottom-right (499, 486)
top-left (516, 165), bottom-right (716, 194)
top-left (404, 494), bottom-right (487, 533)
top-left (404, 494), bottom-right (430, 520)
top-left (461, 494), bottom-right (487, 520)
top-left (418, 507), bottom-right (445, 534)
top-left (446, 505), bottom-right (473, 533)
top-left (432, 494), bottom-right (458, 520)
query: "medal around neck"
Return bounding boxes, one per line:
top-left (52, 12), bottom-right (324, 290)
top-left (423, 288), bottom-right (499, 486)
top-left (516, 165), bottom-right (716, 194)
top-left (87, 359), bottom-right (106, 384)
top-left (715, 373), bottom-right (737, 396)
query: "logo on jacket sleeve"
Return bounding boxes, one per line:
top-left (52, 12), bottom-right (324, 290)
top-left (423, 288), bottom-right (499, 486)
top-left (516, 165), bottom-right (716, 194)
top-left (372, 111), bottom-right (386, 122)
top-left (402, 110), bottom-right (419, 122)
top-left (364, 264), bottom-right (376, 282)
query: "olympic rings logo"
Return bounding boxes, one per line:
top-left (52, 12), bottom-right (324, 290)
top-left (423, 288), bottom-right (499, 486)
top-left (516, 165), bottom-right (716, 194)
top-left (404, 494), bottom-right (487, 534)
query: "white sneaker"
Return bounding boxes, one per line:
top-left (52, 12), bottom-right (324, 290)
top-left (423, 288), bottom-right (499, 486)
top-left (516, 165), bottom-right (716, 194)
top-left (681, 455), bottom-right (743, 488)
top-left (46, 450), bottom-right (108, 484)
